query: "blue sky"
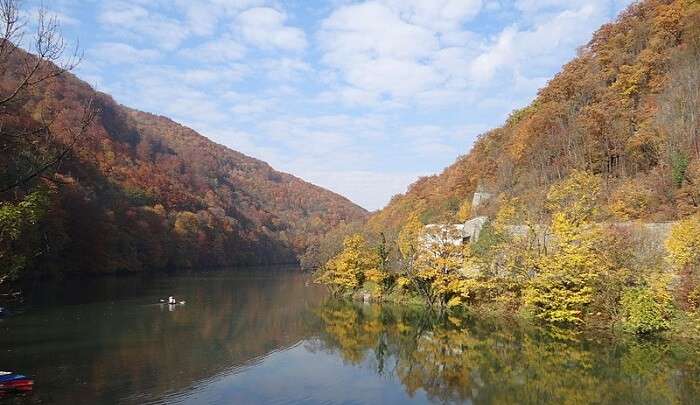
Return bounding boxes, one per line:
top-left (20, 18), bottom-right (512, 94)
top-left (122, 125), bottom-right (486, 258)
top-left (25, 0), bottom-right (633, 210)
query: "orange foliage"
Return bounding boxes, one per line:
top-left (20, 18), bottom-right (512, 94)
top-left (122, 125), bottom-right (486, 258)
top-left (369, 0), bottom-right (700, 236)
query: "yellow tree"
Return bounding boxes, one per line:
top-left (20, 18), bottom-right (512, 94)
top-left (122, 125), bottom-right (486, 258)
top-left (363, 233), bottom-right (392, 297)
top-left (481, 197), bottom-right (542, 308)
top-left (414, 226), bottom-right (469, 310)
top-left (398, 211), bottom-right (424, 260)
top-left (665, 214), bottom-right (700, 308)
top-left (316, 234), bottom-right (378, 296)
top-left (608, 180), bottom-right (651, 220)
top-left (545, 170), bottom-right (601, 226)
top-left (524, 171), bottom-right (607, 324)
top-left (396, 211), bottom-right (425, 292)
top-left (666, 214), bottom-right (700, 269)
top-left (456, 199), bottom-right (472, 222)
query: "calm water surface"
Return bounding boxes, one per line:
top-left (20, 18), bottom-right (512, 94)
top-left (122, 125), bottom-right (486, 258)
top-left (1, 270), bottom-right (699, 404)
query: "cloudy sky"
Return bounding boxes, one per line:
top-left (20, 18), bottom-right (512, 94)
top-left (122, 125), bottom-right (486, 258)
top-left (28, 0), bottom-right (633, 210)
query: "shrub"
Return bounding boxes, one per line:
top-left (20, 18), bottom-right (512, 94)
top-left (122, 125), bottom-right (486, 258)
top-left (621, 283), bottom-right (672, 335)
top-left (666, 215), bottom-right (700, 269)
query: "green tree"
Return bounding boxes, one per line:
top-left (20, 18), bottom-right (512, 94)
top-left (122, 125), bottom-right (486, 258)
top-left (0, 189), bottom-right (50, 285)
top-left (621, 278), bottom-right (673, 335)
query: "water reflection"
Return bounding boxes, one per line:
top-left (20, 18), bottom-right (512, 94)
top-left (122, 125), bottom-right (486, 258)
top-left (0, 270), bottom-right (325, 404)
top-left (311, 300), bottom-right (700, 404)
top-left (2, 274), bottom-right (700, 404)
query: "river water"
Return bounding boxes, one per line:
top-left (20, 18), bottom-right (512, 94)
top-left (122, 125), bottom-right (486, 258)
top-left (1, 270), bottom-right (699, 404)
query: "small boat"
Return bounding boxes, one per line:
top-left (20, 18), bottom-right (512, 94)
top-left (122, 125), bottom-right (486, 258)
top-left (159, 297), bottom-right (185, 305)
top-left (0, 372), bottom-right (34, 392)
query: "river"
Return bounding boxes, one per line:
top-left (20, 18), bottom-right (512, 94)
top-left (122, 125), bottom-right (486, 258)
top-left (1, 269), bottom-right (699, 404)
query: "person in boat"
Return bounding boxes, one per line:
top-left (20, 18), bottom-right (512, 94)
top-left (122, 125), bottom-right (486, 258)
top-left (159, 297), bottom-right (185, 305)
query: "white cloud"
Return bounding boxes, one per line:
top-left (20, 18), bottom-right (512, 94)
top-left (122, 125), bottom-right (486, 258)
top-left (468, 1), bottom-right (625, 83)
top-left (381, 0), bottom-right (483, 33)
top-left (469, 26), bottom-right (517, 82)
top-left (515, 0), bottom-right (591, 14)
top-left (236, 7), bottom-right (307, 51)
top-left (22, 7), bottom-right (79, 26)
top-left (180, 36), bottom-right (247, 62)
top-left (91, 42), bottom-right (161, 65)
top-left (98, 1), bottom-right (189, 50)
top-left (262, 57), bottom-right (312, 80)
top-left (230, 96), bottom-right (278, 116)
top-left (179, 66), bottom-right (249, 85)
top-left (318, 0), bottom-right (482, 105)
top-left (318, 0), bottom-right (630, 109)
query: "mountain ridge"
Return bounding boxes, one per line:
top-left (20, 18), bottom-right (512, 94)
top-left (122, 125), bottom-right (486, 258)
top-left (0, 44), bottom-right (367, 275)
top-left (366, 0), bottom-right (699, 237)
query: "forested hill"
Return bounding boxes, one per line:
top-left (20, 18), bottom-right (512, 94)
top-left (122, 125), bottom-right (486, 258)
top-left (1, 45), bottom-right (367, 276)
top-left (367, 0), bottom-right (699, 236)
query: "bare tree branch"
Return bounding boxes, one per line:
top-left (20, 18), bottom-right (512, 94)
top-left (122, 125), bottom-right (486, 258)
top-left (0, 0), bottom-right (93, 195)
top-left (0, 98), bottom-right (100, 193)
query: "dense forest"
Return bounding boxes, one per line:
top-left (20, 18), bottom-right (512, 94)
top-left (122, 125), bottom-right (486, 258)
top-left (368, 0), bottom-right (699, 235)
top-left (0, 3), bottom-right (366, 283)
top-left (314, 0), bottom-right (700, 336)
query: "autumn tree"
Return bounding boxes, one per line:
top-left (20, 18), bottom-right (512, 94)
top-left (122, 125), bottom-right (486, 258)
top-left (0, 0), bottom-right (97, 285)
top-left (658, 20), bottom-right (700, 163)
top-left (621, 274), bottom-right (673, 335)
top-left (666, 214), bottom-right (700, 269)
top-left (413, 225), bottom-right (470, 310)
top-left (395, 211), bottom-right (425, 286)
top-left (478, 197), bottom-right (542, 310)
top-left (524, 171), bottom-right (606, 324)
top-left (665, 214), bottom-right (700, 307)
top-left (0, 0), bottom-right (96, 193)
top-left (363, 233), bottom-right (393, 297)
top-left (316, 234), bottom-right (378, 297)
top-left (455, 199), bottom-right (472, 222)
top-left (608, 180), bottom-right (652, 220)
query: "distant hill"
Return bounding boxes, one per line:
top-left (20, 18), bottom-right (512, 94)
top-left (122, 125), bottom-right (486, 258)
top-left (367, 0), bottom-right (699, 236)
top-left (0, 46), bottom-right (367, 275)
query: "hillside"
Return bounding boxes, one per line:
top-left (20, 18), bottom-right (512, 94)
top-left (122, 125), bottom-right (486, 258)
top-left (367, 0), bottom-right (699, 236)
top-left (311, 0), bottom-right (700, 333)
top-left (0, 45), bottom-right (367, 276)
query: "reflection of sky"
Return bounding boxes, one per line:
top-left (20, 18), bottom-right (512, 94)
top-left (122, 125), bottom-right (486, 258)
top-left (171, 341), bottom-right (429, 404)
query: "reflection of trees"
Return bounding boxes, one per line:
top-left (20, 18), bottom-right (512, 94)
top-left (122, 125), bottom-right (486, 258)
top-left (313, 300), bottom-right (700, 404)
top-left (1, 272), bottom-right (324, 404)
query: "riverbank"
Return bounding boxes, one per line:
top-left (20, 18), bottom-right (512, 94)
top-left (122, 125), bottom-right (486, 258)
top-left (314, 173), bottom-right (700, 341)
top-left (349, 284), bottom-right (700, 342)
